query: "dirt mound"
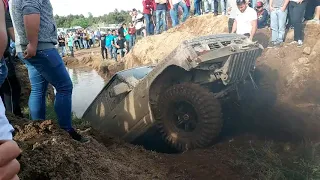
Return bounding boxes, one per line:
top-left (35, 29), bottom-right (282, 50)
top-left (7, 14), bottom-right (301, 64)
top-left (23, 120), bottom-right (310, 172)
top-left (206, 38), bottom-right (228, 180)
top-left (8, 112), bottom-right (319, 180)
top-left (239, 24), bottom-right (320, 140)
top-left (7, 114), bottom-right (186, 180)
top-left (125, 14), bottom-right (228, 69)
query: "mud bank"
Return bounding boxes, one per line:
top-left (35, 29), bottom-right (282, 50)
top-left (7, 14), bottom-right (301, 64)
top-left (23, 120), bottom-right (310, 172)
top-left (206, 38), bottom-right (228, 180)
top-left (8, 114), bottom-right (187, 180)
top-left (8, 112), bottom-right (320, 180)
top-left (63, 48), bottom-right (125, 80)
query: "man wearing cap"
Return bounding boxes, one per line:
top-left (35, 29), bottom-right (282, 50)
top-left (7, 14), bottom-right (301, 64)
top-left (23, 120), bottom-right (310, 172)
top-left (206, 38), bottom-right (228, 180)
top-left (256, 1), bottom-right (269, 29)
top-left (269, 0), bottom-right (289, 48)
top-left (231, 0), bottom-right (258, 40)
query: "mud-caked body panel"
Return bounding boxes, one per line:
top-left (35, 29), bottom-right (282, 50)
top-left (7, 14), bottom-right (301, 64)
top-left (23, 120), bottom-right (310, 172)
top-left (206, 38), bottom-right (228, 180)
top-left (83, 34), bottom-right (264, 144)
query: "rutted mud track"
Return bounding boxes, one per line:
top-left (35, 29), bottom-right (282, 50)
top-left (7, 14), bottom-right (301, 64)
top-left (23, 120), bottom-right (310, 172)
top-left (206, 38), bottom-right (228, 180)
top-left (11, 15), bottom-right (320, 179)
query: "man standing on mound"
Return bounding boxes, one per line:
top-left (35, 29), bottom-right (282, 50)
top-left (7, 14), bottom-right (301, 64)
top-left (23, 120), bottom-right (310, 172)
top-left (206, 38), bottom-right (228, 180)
top-left (231, 0), bottom-right (258, 41)
top-left (9, 0), bottom-right (88, 143)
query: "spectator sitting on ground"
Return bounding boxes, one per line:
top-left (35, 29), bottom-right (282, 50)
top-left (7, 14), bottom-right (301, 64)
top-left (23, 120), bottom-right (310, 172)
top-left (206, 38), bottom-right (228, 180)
top-left (256, 1), bottom-right (269, 29)
top-left (231, 0), bottom-right (258, 40)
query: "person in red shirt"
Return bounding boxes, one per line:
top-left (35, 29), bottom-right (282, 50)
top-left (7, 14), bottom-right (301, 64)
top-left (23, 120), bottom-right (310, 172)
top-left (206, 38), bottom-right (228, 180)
top-left (128, 22), bottom-right (136, 49)
top-left (142, 0), bottom-right (155, 35)
top-left (184, 0), bottom-right (191, 11)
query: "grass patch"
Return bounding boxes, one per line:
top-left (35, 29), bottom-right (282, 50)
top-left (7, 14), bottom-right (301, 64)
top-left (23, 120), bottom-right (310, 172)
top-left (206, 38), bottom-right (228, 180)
top-left (22, 96), bottom-right (89, 127)
top-left (229, 141), bottom-right (320, 180)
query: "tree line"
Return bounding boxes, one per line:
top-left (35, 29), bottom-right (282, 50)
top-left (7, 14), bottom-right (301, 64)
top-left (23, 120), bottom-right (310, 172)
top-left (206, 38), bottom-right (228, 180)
top-left (54, 9), bottom-right (133, 28)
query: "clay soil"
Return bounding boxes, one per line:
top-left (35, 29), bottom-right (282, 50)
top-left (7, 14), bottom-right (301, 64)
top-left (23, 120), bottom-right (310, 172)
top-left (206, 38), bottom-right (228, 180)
top-left (12, 15), bottom-right (320, 179)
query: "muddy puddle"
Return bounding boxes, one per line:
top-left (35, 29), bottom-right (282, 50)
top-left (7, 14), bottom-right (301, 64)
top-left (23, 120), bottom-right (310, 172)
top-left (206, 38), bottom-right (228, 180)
top-left (66, 67), bottom-right (106, 118)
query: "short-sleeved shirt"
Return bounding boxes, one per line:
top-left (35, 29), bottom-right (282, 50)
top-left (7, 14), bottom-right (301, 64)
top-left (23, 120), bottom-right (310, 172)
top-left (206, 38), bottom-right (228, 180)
top-left (58, 37), bottom-right (65, 47)
top-left (116, 38), bottom-right (126, 49)
top-left (172, 0), bottom-right (182, 5)
top-left (67, 36), bottom-right (73, 47)
top-left (271, 0), bottom-right (285, 8)
top-left (235, 7), bottom-right (257, 35)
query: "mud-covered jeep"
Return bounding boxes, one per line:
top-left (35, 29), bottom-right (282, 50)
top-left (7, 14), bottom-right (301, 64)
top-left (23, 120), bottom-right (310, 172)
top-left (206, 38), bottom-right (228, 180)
top-left (83, 34), bottom-right (264, 151)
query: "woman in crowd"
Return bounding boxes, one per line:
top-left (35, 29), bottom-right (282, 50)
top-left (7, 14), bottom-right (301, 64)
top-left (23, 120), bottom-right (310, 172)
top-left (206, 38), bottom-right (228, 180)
top-left (288, 0), bottom-right (307, 47)
top-left (128, 22), bottom-right (136, 48)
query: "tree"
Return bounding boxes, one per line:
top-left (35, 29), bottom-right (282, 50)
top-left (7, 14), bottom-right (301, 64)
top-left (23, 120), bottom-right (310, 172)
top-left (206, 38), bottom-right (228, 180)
top-left (71, 18), bottom-right (89, 28)
top-left (54, 9), bottom-right (131, 28)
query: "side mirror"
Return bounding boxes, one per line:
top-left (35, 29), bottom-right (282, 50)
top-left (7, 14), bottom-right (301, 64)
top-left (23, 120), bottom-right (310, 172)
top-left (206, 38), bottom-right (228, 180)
top-left (111, 82), bottom-right (131, 97)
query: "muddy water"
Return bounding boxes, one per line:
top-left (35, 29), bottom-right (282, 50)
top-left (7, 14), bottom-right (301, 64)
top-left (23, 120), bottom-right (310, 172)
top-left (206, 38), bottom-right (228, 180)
top-left (66, 67), bottom-right (106, 118)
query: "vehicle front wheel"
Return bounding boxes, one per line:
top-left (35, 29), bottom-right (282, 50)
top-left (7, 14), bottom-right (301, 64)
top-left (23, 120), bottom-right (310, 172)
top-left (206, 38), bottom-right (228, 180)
top-left (157, 83), bottom-right (222, 152)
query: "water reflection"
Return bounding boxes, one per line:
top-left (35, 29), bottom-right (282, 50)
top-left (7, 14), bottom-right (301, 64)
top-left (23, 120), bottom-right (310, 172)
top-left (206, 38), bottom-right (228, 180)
top-left (66, 67), bottom-right (106, 118)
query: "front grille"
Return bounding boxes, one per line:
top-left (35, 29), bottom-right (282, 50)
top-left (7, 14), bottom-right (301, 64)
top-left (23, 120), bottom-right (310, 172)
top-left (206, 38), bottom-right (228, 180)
top-left (221, 41), bottom-right (231, 46)
top-left (222, 48), bottom-right (262, 85)
top-left (208, 42), bottom-right (221, 50)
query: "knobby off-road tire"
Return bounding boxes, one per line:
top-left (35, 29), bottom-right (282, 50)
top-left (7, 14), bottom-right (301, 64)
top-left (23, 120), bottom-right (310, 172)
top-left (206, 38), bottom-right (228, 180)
top-left (157, 83), bottom-right (222, 152)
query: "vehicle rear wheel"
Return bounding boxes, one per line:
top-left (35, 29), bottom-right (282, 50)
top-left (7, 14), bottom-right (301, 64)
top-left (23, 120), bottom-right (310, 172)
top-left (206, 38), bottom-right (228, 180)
top-left (157, 83), bottom-right (222, 152)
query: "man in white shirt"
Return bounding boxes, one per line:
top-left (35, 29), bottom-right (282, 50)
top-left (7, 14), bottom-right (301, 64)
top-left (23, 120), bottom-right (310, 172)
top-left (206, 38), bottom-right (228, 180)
top-left (231, 0), bottom-right (258, 40)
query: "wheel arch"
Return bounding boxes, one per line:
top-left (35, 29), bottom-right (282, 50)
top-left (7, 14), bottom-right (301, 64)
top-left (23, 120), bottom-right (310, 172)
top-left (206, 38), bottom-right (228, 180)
top-left (148, 65), bottom-right (191, 120)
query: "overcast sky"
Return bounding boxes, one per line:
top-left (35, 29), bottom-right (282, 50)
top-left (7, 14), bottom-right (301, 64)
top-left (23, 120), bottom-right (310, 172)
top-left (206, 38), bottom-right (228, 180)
top-left (51, 0), bottom-right (142, 17)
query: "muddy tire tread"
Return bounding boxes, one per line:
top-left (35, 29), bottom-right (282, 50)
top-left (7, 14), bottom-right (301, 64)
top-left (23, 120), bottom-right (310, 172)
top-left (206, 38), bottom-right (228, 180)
top-left (156, 83), bottom-right (223, 151)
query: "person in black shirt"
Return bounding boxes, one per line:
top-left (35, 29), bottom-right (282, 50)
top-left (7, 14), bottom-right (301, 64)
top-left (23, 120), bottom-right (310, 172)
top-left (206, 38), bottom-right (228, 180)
top-left (115, 35), bottom-right (127, 60)
top-left (58, 34), bottom-right (66, 57)
top-left (100, 32), bottom-right (107, 60)
top-left (118, 24), bottom-right (125, 37)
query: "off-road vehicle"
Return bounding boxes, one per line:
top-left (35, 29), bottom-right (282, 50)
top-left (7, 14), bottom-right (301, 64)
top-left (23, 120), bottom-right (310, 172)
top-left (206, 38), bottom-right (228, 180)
top-left (82, 34), bottom-right (264, 151)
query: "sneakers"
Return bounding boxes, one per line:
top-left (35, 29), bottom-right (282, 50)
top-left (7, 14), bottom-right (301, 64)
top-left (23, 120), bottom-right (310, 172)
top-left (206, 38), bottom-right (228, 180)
top-left (290, 41), bottom-right (297, 45)
top-left (267, 41), bottom-right (275, 48)
top-left (267, 41), bottom-right (281, 48)
top-left (67, 129), bottom-right (90, 143)
top-left (297, 40), bottom-right (303, 47)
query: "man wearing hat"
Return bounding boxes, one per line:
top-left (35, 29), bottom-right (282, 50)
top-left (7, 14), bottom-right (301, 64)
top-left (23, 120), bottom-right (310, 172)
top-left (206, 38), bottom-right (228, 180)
top-left (256, 1), bottom-right (269, 29)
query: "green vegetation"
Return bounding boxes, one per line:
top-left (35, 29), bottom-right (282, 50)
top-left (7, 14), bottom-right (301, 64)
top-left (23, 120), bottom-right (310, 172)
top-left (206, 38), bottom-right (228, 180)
top-left (23, 97), bottom-right (88, 127)
top-left (229, 141), bottom-right (320, 180)
top-left (54, 9), bottom-right (132, 28)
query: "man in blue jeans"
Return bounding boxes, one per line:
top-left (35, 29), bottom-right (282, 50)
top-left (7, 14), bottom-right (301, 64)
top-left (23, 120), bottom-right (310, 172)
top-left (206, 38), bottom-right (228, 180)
top-left (169, 0), bottom-right (189, 27)
top-left (268, 0), bottom-right (289, 48)
top-left (155, 0), bottom-right (167, 34)
top-left (9, 0), bottom-right (88, 142)
top-left (204, 0), bottom-right (226, 15)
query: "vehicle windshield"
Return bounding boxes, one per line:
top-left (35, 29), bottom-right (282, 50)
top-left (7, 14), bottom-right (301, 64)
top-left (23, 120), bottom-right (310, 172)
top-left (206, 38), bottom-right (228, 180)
top-left (118, 66), bottom-right (154, 80)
